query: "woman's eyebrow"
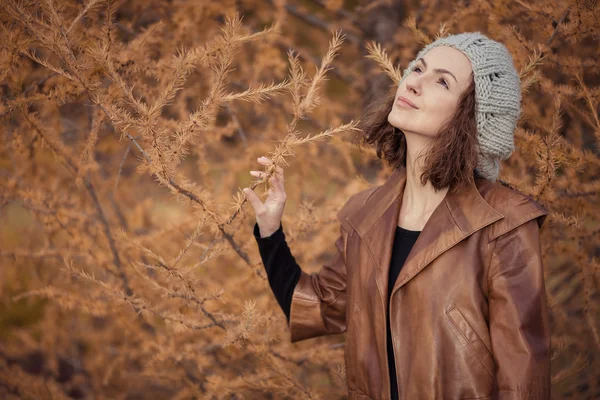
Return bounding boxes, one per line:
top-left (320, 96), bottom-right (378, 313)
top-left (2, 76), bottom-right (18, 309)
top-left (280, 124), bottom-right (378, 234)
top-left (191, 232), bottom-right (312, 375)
top-left (417, 57), bottom-right (458, 84)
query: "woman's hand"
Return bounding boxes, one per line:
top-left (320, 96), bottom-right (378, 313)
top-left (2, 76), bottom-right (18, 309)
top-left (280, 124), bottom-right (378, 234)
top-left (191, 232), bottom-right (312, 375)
top-left (243, 156), bottom-right (287, 238)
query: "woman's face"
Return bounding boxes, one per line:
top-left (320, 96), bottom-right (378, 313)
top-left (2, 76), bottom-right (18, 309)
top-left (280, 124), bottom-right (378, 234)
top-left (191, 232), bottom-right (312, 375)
top-left (388, 46), bottom-right (474, 138)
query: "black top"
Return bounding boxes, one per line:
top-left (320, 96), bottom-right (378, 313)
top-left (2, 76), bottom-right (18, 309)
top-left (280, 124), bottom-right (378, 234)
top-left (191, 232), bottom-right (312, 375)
top-left (252, 222), bottom-right (420, 400)
top-left (386, 225), bottom-right (420, 400)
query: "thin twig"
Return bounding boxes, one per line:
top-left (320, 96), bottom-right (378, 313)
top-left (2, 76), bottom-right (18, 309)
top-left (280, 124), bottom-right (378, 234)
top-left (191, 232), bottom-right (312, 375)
top-left (546, 9), bottom-right (570, 47)
top-left (113, 143), bottom-right (131, 196)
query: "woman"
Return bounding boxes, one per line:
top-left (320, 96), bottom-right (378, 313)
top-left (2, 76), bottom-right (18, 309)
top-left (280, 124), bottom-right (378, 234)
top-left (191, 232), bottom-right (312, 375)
top-left (243, 32), bottom-right (551, 400)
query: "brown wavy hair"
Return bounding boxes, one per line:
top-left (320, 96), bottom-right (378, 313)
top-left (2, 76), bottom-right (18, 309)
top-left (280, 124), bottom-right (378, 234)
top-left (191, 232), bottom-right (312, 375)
top-left (353, 77), bottom-right (480, 195)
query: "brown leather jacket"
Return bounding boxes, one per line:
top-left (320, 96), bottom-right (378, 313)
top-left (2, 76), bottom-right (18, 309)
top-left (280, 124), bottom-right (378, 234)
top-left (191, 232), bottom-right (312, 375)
top-left (289, 166), bottom-right (551, 400)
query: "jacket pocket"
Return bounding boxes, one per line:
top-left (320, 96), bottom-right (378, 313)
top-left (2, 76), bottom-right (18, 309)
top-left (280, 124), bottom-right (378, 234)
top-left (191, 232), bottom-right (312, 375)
top-left (446, 305), bottom-right (497, 379)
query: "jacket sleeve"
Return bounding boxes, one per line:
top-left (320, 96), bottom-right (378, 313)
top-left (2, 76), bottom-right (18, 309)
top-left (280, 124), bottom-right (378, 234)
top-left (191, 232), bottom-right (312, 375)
top-left (288, 223), bottom-right (350, 343)
top-left (488, 217), bottom-right (551, 399)
top-left (253, 221), bottom-right (302, 322)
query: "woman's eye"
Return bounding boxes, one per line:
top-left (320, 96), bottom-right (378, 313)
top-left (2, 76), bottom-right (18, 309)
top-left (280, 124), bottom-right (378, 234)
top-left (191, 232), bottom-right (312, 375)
top-left (412, 66), bottom-right (449, 89)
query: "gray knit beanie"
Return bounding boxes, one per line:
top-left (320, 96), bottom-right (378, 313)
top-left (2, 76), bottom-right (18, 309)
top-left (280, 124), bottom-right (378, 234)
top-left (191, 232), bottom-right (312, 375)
top-left (398, 32), bottom-right (522, 181)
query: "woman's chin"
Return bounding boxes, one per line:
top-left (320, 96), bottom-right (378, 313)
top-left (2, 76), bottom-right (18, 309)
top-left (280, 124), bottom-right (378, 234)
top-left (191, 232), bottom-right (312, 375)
top-left (387, 117), bottom-right (408, 132)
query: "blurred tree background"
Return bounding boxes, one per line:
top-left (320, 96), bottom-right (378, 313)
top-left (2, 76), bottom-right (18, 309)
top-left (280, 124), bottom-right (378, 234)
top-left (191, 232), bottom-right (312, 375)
top-left (0, 0), bottom-right (598, 399)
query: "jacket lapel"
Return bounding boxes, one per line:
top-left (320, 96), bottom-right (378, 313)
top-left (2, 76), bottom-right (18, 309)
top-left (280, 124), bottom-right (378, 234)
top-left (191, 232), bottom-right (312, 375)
top-left (345, 166), bottom-right (504, 304)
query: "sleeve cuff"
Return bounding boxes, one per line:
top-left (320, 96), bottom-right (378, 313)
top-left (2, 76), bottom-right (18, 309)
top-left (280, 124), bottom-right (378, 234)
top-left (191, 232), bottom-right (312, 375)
top-left (253, 221), bottom-right (285, 242)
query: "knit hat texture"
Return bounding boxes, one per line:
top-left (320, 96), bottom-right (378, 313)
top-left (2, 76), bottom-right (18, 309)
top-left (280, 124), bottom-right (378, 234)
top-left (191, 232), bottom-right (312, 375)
top-left (398, 32), bottom-right (522, 181)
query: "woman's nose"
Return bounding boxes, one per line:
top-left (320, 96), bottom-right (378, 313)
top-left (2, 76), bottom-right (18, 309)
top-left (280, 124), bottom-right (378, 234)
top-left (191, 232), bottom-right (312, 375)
top-left (405, 79), bottom-right (420, 95)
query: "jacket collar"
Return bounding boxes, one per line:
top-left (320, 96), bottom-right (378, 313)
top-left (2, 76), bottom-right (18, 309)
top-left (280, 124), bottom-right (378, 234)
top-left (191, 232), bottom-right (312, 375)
top-left (345, 166), bottom-right (504, 300)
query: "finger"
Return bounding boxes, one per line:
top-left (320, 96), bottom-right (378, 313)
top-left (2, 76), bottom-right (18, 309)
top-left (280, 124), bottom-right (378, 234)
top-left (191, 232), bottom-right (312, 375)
top-left (264, 168), bottom-right (283, 182)
top-left (270, 175), bottom-right (285, 194)
top-left (274, 165), bottom-right (284, 181)
top-left (242, 188), bottom-right (264, 211)
top-left (251, 171), bottom-right (275, 185)
top-left (256, 157), bottom-right (284, 181)
top-left (256, 156), bottom-right (281, 166)
top-left (257, 156), bottom-right (273, 165)
top-left (262, 162), bottom-right (284, 180)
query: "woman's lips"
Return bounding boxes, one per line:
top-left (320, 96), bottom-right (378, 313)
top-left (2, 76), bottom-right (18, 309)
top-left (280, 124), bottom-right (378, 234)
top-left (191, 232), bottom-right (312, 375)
top-left (396, 96), bottom-right (418, 109)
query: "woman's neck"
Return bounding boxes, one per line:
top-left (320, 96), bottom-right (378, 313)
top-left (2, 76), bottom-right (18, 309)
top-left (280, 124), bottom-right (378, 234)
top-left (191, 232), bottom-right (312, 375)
top-left (399, 153), bottom-right (449, 230)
